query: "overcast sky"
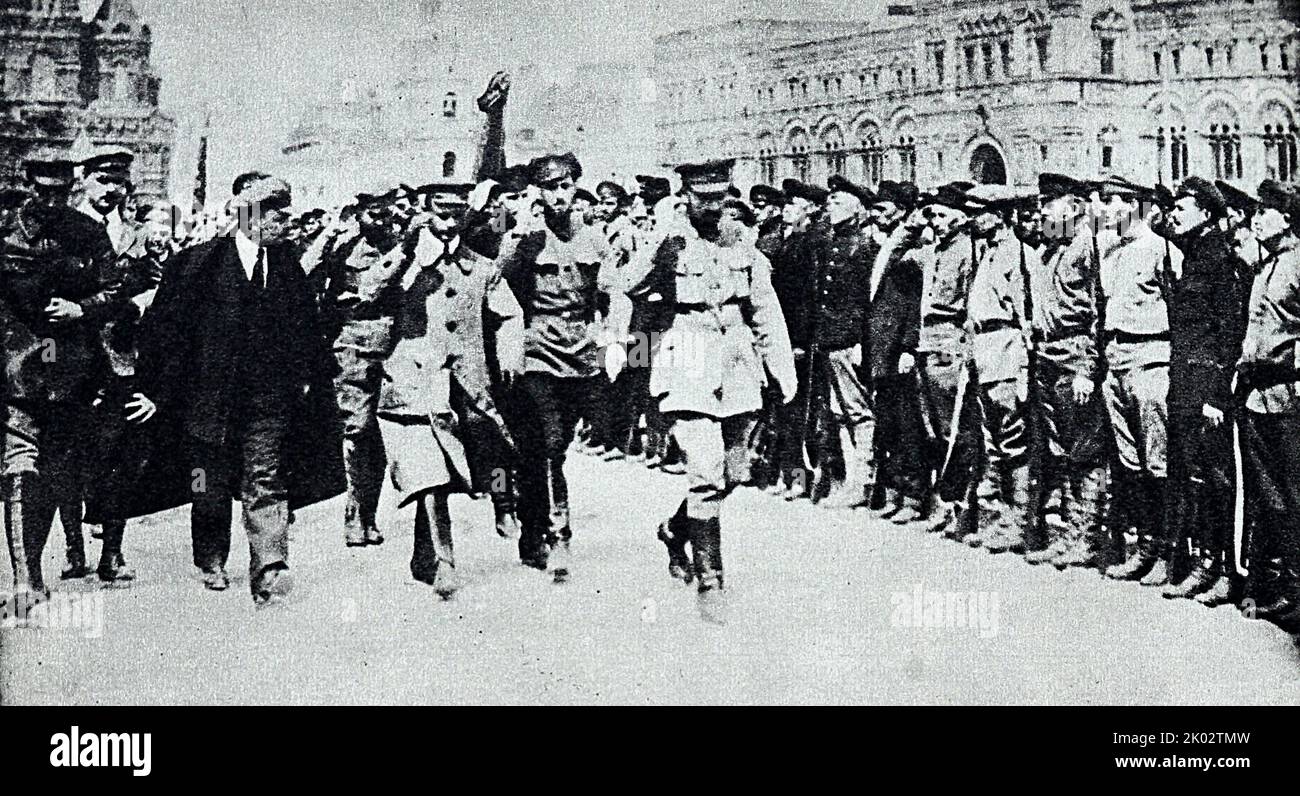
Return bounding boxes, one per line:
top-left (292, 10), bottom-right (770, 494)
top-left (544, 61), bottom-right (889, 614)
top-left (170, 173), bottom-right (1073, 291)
top-left (119, 0), bottom-right (885, 200)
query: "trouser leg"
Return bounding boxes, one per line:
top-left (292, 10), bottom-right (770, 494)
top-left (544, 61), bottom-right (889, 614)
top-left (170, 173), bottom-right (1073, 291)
top-left (240, 411), bottom-right (291, 591)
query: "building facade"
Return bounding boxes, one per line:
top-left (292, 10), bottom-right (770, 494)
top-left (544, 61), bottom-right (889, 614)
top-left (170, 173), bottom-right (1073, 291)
top-left (277, 0), bottom-right (482, 210)
top-left (654, 0), bottom-right (1298, 191)
top-left (1, 0), bottom-right (175, 199)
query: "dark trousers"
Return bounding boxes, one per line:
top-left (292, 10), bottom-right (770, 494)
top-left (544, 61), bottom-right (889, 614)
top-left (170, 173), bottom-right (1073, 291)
top-left (333, 346), bottom-right (386, 536)
top-left (873, 373), bottom-right (927, 498)
top-left (1166, 409), bottom-right (1234, 562)
top-left (1241, 409), bottom-right (1300, 578)
top-left (917, 352), bottom-right (983, 504)
top-left (84, 377), bottom-right (150, 525)
top-left (513, 373), bottom-right (601, 540)
top-left (189, 405), bottom-right (290, 590)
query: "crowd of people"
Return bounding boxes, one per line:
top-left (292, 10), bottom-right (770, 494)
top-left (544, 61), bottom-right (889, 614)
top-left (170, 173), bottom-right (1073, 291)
top-left (3, 138), bottom-right (1300, 632)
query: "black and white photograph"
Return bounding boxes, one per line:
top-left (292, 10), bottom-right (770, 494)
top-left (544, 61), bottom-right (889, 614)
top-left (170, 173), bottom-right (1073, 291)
top-left (1, 0), bottom-right (1298, 744)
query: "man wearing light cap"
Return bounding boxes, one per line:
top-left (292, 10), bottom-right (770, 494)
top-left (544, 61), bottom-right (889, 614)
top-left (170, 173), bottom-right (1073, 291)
top-left (497, 152), bottom-right (612, 579)
top-left (1235, 179), bottom-right (1300, 626)
top-left (1094, 176), bottom-right (1183, 585)
top-left (2, 158), bottom-right (122, 618)
top-left (612, 158), bottom-right (796, 621)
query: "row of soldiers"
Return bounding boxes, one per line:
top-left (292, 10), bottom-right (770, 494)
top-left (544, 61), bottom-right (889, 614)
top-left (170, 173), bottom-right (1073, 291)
top-left (4, 137), bottom-right (1300, 630)
top-left (600, 166), bottom-right (1300, 631)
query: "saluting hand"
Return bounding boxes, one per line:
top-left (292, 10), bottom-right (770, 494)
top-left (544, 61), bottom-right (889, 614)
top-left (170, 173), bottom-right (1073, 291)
top-left (45, 298), bottom-right (84, 323)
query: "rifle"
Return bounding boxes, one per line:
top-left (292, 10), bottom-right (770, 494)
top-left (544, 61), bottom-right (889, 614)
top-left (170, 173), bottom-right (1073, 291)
top-left (800, 228), bottom-right (825, 472)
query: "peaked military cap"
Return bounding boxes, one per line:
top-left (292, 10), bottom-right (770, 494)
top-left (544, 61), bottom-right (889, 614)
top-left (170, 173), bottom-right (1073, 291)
top-left (354, 192), bottom-right (385, 209)
top-left (782, 178), bottom-right (829, 206)
top-left (827, 174), bottom-right (875, 206)
top-left (925, 181), bottom-right (975, 211)
top-left (676, 159), bottom-right (735, 196)
top-left (1038, 172), bottom-right (1088, 202)
top-left (964, 183), bottom-right (1037, 213)
top-left (528, 152), bottom-right (583, 186)
top-left (81, 146), bottom-right (134, 180)
top-left (234, 175), bottom-right (292, 211)
top-left (1215, 180), bottom-right (1258, 214)
top-left (1175, 176), bottom-right (1227, 218)
top-left (23, 159), bottom-right (76, 187)
top-left (573, 188), bottom-right (598, 205)
top-left (749, 183), bottom-right (784, 206)
top-left (875, 180), bottom-right (919, 210)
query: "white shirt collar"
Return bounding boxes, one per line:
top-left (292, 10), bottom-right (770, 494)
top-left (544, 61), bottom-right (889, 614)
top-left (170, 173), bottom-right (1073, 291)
top-left (234, 231), bottom-right (263, 283)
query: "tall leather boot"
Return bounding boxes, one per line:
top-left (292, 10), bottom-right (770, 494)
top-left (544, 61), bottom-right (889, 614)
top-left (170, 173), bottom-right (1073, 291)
top-left (1053, 465), bottom-right (1107, 570)
top-left (690, 516), bottom-right (726, 624)
top-left (411, 491), bottom-right (457, 597)
top-left (1027, 465), bottom-right (1070, 564)
top-left (60, 498), bottom-right (90, 580)
top-left (967, 466), bottom-right (1004, 548)
top-left (1106, 475), bottom-right (1162, 581)
top-left (6, 473), bottom-right (53, 601)
top-left (986, 464), bottom-right (1029, 554)
top-left (1139, 477), bottom-right (1172, 586)
top-left (656, 499), bottom-right (693, 583)
top-left (5, 475), bottom-right (37, 596)
top-left (96, 519), bottom-right (136, 586)
top-left (342, 436), bottom-right (384, 547)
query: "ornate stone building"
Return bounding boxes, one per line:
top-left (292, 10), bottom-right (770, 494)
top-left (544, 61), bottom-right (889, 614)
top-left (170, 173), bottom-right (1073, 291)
top-left (654, 0), bottom-right (1298, 191)
top-left (0, 0), bottom-right (175, 199)
top-left (277, 0), bottom-right (482, 210)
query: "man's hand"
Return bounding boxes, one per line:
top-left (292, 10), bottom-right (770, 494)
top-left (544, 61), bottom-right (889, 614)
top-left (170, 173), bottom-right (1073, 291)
top-left (1202, 403), bottom-right (1225, 428)
top-left (45, 298), bottom-right (84, 324)
top-left (779, 379), bottom-right (798, 406)
top-left (1071, 374), bottom-right (1094, 405)
top-left (124, 393), bottom-right (157, 424)
top-left (897, 352), bottom-right (916, 375)
top-left (850, 343), bottom-right (863, 368)
top-left (604, 343), bottom-right (627, 383)
top-left (499, 360), bottom-right (524, 390)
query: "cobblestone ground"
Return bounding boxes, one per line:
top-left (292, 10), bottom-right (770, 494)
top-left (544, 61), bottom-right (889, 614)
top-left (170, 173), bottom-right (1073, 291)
top-left (3, 453), bottom-right (1299, 705)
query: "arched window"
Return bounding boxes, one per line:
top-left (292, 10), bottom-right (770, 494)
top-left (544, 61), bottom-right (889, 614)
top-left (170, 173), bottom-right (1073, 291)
top-left (443, 92), bottom-right (457, 118)
top-left (442, 151), bottom-right (456, 178)
top-left (821, 125), bottom-right (846, 178)
top-left (1264, 123), bottom-right (1298, 182)
top-left (1206, 109), bottom-right (1243, 180)
top-left (898, 135), bottom-right (917, 183)
top-left (1158, 126), bottom-right (1190, 182)
top-left (856, 122), bottom-right (884, 186)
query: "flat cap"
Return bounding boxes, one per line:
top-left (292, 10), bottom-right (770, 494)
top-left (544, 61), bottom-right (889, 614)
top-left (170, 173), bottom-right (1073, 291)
top-left (721, 198), bottom-right (756, 227)
top-left (1257, 180), bottom-right (1300, 220)
top-left (1038, 172), bottom-right (1088, 202)
top-left (875, 180), bottom-right (919, 210)
top-left (782, 178), bottom-right (829, 206)
top-left (528, 153), bottom-right (583, 186)
top-left (1215, 180), bottom-right (1258, 214)
top-left (827, 174), bottom-right (875, 206)
top-left (495, 166), bottom-right (532, 196)
top-left (676, 159), bottom-right (735, 196)
top-left (965, 183), bottom-right (1037, 213)
top-left (1175, 176), bottom-right (1227, 218)
top-left (234, 175), bottom-right (292, 211)
top-left (419, 182), bottom-right (476, 209)
top-left (749, 184), bottom-right (784, 206)
top-left (23, 159), bottom-right (76, 187)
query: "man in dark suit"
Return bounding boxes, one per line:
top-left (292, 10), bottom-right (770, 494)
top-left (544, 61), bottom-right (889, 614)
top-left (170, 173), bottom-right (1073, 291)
top-left (135, 174), bottom-right (316, 606)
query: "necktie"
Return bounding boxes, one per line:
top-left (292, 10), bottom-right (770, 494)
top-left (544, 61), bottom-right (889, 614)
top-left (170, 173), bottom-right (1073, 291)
top-left (251, 248), bottom-right (265, 290)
